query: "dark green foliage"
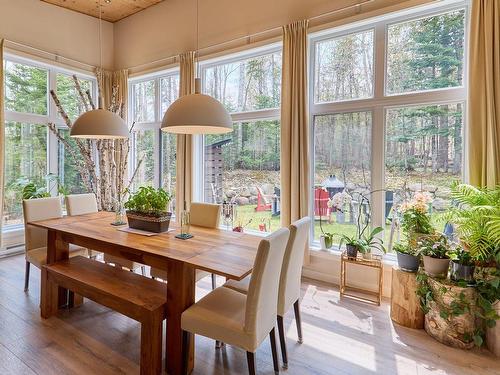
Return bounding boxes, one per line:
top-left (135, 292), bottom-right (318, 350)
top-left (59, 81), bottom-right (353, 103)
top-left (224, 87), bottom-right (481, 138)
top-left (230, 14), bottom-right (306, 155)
top-left (417, 235), bottom-right (450, 259)
top-left (124, 186), bottom-right (172, 217)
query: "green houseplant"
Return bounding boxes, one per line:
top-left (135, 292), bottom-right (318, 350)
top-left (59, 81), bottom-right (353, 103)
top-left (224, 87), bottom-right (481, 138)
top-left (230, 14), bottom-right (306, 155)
top-left (399, 191), bottom-right (436, 247)
top-left (124, 186), bottom-right (173, 233)
top-left (417, 234), bottom-right (450, 277)
top-left (359, 226), bottom-right (386, 259)
top-left (394, 242), bottom-right (420, 272)
top-left (446, 183), bottom-right (500, 264)
top-left (449, 247), bottom-right (475, 282)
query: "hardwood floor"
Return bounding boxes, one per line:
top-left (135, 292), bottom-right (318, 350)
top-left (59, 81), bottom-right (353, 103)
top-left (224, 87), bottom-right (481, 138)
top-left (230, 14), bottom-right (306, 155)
top-left (0, 254), bottom-right (498, 375)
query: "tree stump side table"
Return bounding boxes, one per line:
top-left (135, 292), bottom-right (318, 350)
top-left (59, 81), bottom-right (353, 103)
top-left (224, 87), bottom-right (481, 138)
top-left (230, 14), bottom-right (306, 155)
top-left (340, 251), bottom-right (383, 306)
top-left (390, 267), bottom-right (424, 329)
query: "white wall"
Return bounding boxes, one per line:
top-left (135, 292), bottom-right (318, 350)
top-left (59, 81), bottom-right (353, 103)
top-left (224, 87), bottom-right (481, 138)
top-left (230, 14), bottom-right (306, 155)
top-left (0, 0), bottom-right (114, 70)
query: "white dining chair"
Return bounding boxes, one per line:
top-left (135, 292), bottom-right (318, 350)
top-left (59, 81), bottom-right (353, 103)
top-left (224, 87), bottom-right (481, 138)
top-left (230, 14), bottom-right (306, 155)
top-left (224, 217), bottom-right (310, 368)
top-left (181, 227), bottom-right (290, 375)
top-left (65, 193), bottom-right (100, 259)
top-left (23, 197), bottom-right (87, 291)
top-left (150, 202), bottom-right (220, 288)
top-left (65, 193), bottom-right (145, 275)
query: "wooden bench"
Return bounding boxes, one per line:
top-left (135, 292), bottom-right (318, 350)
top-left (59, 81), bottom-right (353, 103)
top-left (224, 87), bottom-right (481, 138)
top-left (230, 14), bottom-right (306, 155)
top-left (42, 256), bottom-right (167, 375)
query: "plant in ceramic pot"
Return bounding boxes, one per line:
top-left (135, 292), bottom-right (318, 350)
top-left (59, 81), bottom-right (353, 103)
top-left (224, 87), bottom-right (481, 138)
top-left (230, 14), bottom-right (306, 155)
top-left (319, 232), bottom-right (334, 251)
top-left (417, 234), bottom-right (450, 278)
top-left (339, 234), bottom-right (364, 258)
top-left (124, 186), bottom-right (172, 233)
top-left (394, 242), bottom-right (420, 272)
top-left (449, 246), bottom-right (475, 282)
top-left (358, 226), bottom-right (386, 260)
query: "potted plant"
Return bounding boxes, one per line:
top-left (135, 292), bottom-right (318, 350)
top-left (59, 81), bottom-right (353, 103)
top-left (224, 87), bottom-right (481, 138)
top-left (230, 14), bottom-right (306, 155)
top-left (124, 186), bottom-right (172, 233)
top-left (358, 226), bottom-right (386, 260)
top-left (449, 246), bottom-right (475, 282)
top-left (394, 242), bottom-right (420, 272)
top-left (320, 232), bottom-right (334, 251)
top-left (339, 234), bottom-right (364, 258)
top-left (446, 183), bottom-right (500, 264)
top-left (417, 234), bottom-right (451, 277)
top-left (399, 191), bottom-right (436, 246)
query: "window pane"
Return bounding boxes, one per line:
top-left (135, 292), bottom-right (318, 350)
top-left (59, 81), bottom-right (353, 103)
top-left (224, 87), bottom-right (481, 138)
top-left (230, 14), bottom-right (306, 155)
top-left (133, 80), bottom-right (155, 122)
top-left (56, 74), bottom-right (93, 122)
top-left (58, 129), bottom-right (87, 194)
top-left (385, 103), bottom-right (464, 247)
top-left (4, 61), bottom-right (47, 115)
top-left (204, 120), bottom-right (280, 232)
top-left (203, 51), bottom-right (282, 113)
top-left (161, 132), bottom-right (176, 212)
top-left (133, 129), bottom-right (155, 189)
top-left (3, 122), bottom-right (47, 226)
top-left (313, 112), bottom-right (372, 242)
top-left (386, 9), bottom-right (465, 95)
top-left (314, 30), bottom-right (374, 103)
top-left (160, 75), bottom-right (180, 115)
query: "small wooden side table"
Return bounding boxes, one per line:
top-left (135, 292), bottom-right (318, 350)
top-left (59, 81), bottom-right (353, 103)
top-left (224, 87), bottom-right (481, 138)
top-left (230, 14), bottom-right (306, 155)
top-left (340, 251), bottom-right (383, 305)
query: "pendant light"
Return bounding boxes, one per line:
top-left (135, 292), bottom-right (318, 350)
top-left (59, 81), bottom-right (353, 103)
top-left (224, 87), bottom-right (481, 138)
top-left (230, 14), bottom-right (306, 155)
top-left (161, 0), bottom-right (232, 135)
top-left (71, 0), bottom-right (128, 139)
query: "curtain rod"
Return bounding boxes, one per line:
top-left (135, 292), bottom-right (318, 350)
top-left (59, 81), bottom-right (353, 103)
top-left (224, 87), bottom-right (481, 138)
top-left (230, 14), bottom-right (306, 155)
top-left (128, 0), bottom-right (374, 72)
top-left (3, 39), bottom-right (96, 70)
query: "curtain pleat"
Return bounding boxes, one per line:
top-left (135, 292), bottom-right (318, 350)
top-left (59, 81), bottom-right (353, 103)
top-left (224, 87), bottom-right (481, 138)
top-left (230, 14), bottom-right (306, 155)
top-left (176, 51), bottom-right (196, 218)
top-left (280, 21), bottom-right (310, 263)
top-left (468, 0), bottom-right (500, 188)
top-left (0, 39), bottom-right (5, 248)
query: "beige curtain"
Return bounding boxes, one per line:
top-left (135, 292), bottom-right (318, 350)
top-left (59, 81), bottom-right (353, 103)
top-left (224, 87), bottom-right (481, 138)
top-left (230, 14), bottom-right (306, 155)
top-left (468, 0), bottom-right (500, 188)
top-left (176, 51), bottom-right (195, 218)
top-left (280, 21), bottom-right (310, 263)
top-left (0, 39), bottom-right (5, 248)
top-left (96, 68), bottom-right (129, 121)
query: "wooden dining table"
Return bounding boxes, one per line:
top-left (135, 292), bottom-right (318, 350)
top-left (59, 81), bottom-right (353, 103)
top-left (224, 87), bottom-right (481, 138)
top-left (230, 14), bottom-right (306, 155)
top-left (29, 211), bottom-right (261, 375)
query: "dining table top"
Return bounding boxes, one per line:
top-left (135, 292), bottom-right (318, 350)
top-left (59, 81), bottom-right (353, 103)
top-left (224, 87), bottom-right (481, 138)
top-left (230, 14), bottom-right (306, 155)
top-left (29, 211), bottom-right (262, 280)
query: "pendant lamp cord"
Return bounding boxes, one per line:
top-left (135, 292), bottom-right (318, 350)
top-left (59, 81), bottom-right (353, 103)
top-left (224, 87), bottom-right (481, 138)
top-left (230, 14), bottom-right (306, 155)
top-left (98, 0), bottom-right (103, 109)
top-left (196, 0), bottom-right (200, 78)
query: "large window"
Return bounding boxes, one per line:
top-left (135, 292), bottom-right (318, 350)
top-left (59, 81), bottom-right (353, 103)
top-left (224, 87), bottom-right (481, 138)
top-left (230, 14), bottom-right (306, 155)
top-left (310, 4), bottom-right (467, 251)
top-left (129, 71), bottom-right (179, 207)
top-left (201, 47), bottom-right (282, 233)
top-left (3, 56), bottom-right (96, 230)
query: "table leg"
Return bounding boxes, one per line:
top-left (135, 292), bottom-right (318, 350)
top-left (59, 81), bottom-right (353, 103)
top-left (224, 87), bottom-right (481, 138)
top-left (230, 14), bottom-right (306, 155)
top-left (166, 260), bottom-right (195, 375)
top-left (40, 230), bottom-right (69, 318)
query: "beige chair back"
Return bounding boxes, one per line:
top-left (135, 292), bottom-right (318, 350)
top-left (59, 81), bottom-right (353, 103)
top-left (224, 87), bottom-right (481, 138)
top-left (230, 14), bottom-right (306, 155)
top-left (244, 227), bottom-right (290, 343)
top-left (278, 217), bottom-right (310, 316)
top-left (190, 202), bottom-right (221, 228)
top-left (23, 197), bottom-right (63, 251)
top-left (65, 193), bottom-right (98, 216)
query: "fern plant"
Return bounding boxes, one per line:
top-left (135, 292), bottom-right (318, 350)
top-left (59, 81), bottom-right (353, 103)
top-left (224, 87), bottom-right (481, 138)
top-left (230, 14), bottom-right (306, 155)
top-left (446, 183), bottom-right (500, 262)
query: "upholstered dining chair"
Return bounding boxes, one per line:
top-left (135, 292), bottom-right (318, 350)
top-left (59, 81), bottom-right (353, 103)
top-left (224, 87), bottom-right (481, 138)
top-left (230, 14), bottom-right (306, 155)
top-left (65, 193), bottom-right (100, 259)
top-left (65, 193), bottom-right (145, 275)
top-left (224, 217), bottom-right (310, 368)
top-left (181, 227), bottom-right (290, 375)
top-left (23, 197), bottom-right (87, 291)
top-left (150, 202), bottom-right (221, 288)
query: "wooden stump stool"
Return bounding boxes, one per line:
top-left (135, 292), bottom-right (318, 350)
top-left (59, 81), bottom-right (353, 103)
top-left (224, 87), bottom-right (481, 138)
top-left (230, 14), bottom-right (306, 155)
top-left (390, 267), bottom-right (424, 329)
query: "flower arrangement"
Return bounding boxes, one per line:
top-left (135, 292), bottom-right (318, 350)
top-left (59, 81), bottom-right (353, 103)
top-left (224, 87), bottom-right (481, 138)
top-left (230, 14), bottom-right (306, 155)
top-left (327, 191), bottom-right (352, 212)
top-left (399, 191), bottom-right (435, 235)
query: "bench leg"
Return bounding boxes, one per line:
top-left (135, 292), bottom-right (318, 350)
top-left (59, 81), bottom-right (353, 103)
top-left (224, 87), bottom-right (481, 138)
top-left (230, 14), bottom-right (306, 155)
top-left (40, 268), bottom-right (59, 319)
top-left (68, 291), bottom-right (84, 308)
top-left (141, 312), bottom-right (163, 375)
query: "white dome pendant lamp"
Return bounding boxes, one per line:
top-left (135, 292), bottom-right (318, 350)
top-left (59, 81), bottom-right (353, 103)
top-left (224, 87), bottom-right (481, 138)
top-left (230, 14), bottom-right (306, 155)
top-left (161, 0), bottom-right (232, 135)
top-left (71, 0), bottom-right (128, 139)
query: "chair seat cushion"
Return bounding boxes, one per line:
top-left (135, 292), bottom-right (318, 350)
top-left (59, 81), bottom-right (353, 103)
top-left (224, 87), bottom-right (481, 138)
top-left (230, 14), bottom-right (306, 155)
top-left (151, 268), bottom-right (210, 283)
top-left (26, 245), bottom-right (87, 268)
top-left (223, 275), bottom-right (251, 294)
top-left (181, 287), bottom-right (258, 352)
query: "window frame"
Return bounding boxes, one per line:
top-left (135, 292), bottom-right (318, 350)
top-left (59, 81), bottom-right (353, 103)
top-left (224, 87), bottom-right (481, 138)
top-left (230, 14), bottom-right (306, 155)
top-left (196, 44), bottom-right (283, 231)
top-left (3, 53), bottom-right (97, 233)
top-left (128, 67), bottom-right (180, 191)
top-left (308, 0), bottom-right (469, 255)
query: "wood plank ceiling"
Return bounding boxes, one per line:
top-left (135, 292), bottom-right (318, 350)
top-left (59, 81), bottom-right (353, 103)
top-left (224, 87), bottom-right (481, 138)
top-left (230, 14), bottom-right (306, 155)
top-left (40, 0), bottom-right (165, 23)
